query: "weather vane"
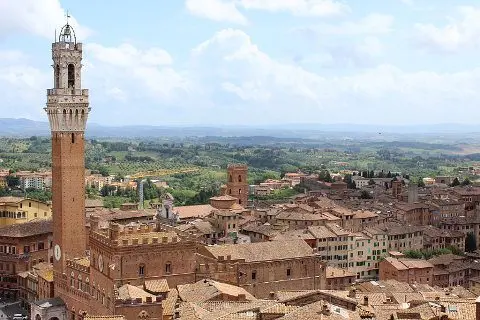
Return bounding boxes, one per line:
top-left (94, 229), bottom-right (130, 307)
top-left (66, 10), bottom-right (71, 25)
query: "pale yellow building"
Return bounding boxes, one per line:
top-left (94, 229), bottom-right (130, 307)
top-left (0, 196), bottom-right (52, 227)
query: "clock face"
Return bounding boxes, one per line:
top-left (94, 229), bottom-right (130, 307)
top-left (98, 254), bottom-right (104, 272)
top-left (54, 245), bottom-right (61, 261)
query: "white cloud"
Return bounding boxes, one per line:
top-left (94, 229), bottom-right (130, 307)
top-left (400, 0), bottom-right (414, 6)
top-left (414, 6), bottom-right (480, 53)
top-left (0, 0), bottom-right (91, 40)
top-left (85, 43), bottom-right (194, 108)
top-left (187, 28), bottom-right (480, 124)
top-left (185, 0), bottom-right (348, 24)
top-left (237, 0), bottom-right (350, 16)
top-left (4, 26), bottom-right (480, 125)
top-left (356, 36), bottom-right (384, 57)
top-left (0, 50), bottom-right (49, 120)
top-left (106, 87), bottom-right (128, 102)
top-left (87, 43), bottom-right (173, 67)
top-left (295, 13), bottom-right (394, 36)
top-left (185, 0), bottom-right (248, 25)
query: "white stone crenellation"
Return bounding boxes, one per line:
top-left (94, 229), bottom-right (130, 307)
top-left (45, 105), bottom-right (90, 132)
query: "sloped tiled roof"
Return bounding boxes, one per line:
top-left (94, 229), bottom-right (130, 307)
top-left (144, 279), bottom-right (169, 294)
top-left (0, 219), bottom-right (52, 238)
top-left (178, 279), bottom-right (255, 302)
top-left (117, 284), bottom-right (155, 302)
top-left (203, 240), bottom-right (313, 262)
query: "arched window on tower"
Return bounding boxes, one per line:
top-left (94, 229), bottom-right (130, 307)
top-left (55, 65), bottom-right (60, 88)
top-left (229, 175), bottom-right (233, 182)
top-left (68, 64), bottom-right (75, 89)
top-left (238, 175), bottom-right (242, 182)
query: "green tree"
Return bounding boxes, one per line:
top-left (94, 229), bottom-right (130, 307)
top-left (25, 188), bottom-right (52, 202)
top-left (360, 190), bottom-right (373, 199)
top-left (403, 250), bottom-right (423, 259)
top-left (466, 232), bottom-right (477, 252)
top-left (462, 178), bottom-right (472, 186)
top-left (368, 179), bottom-right (375, 186)
top-left (98, 166), bottom-right (110, 177)
top-left (319, 170), bottom-right (332, 183)
top-left (6, 175), bottom-right (20, 188)
top-left (343, 174), bottom-right (356, 189)
top-left (450, 177), bottom-right (460, 187)
top-left (417, 177), bottom-right (425, 188)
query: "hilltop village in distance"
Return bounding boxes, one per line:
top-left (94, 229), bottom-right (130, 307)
top-left (4, 11), bottom-right (480, 320)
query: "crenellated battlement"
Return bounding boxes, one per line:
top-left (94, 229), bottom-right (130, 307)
top-left (90, 220), bottom-right (195, 248)
top-left (52, 41), bottom-right (83, 51)
top-left (197, 261), bottom-right (237, 273)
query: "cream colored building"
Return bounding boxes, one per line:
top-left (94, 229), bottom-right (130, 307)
top-left (0, 197), bottom-right (52, 227)
top-left (348, 231), bottom-right (388, 280)
top-left (309, 223), bottom-right (389, 280)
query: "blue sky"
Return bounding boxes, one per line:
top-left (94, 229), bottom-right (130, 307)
top-left (1, 0), bottom-right (480, 126)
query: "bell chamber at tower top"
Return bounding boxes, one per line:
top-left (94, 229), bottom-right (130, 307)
top-left (45, 21), bottom-right (90, 133)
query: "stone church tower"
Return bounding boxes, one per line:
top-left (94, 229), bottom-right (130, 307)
top-left (45, 22), bottom-right (90, 279)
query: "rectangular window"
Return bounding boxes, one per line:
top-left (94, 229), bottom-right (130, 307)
top-left (252, 271), bottom-right (256, 280)
top-left (287, 268), bottom-right (291, 277)
top-left (165, 263), bottom-right (171, 274)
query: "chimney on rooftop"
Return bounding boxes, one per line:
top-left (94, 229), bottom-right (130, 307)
top-left (90, 215), bottom-right (100, 231)
top-left (322, 304), bottom-right (331, 315)
top-left (363, 296), bottom-right (369, 306)
top-left (348, 288), bottom-right (356, 298)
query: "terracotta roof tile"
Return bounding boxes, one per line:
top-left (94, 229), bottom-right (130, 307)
top-left (204, 240), bottom-right (314, 262)
top-left (174, 204), bottom-right (215, 220)
top-left (0, 219), bottom-right (52, 238)
top-left (144, 279), bottom-right (169, 294)
top-left (178, 279), bottom-right (255, 303)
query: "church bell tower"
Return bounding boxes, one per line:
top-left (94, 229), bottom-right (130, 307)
top-left (46, 21), bottom-right (90, 278)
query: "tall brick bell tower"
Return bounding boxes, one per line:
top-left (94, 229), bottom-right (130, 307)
top-left (226, 164), bottom-right (249, 206)
top-left (45, 22), bottom-right (90, 284)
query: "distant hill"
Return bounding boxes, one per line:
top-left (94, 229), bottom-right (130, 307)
top-left (0, 118), bottom-right (479, 139)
